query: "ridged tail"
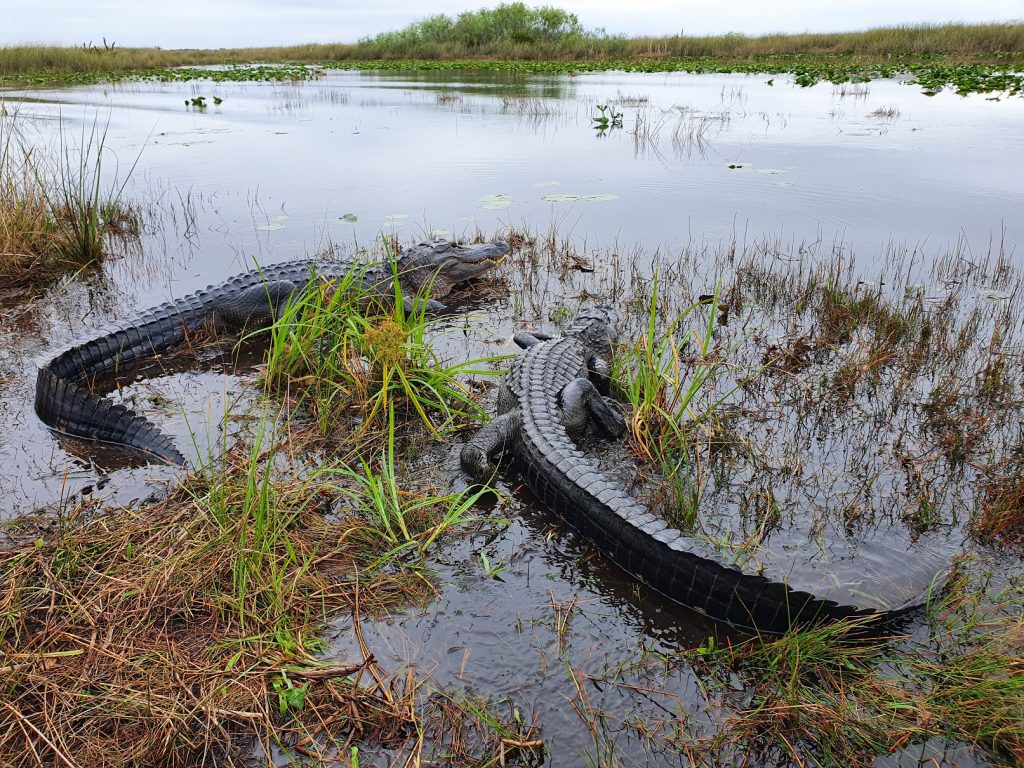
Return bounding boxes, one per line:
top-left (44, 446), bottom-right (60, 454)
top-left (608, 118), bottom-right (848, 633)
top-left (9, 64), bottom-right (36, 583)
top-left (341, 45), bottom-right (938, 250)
top-left (36, 367), bottom-right (187, 465)
top-left (33, 259), bottom-right (331, 464)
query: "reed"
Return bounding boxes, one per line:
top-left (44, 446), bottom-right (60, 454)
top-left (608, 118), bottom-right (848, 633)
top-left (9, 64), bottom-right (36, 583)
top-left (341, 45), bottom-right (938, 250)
top-left (262, 250), bottom-right (504, 443)
top-left (1, 22), bottom-right (1020, 82)
top-left (0, 109), bottom-right (141, 288)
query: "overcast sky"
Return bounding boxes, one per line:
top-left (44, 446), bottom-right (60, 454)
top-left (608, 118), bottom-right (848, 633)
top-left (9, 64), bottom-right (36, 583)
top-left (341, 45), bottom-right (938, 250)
top-left (3, 0), bottom-right (1021, 49)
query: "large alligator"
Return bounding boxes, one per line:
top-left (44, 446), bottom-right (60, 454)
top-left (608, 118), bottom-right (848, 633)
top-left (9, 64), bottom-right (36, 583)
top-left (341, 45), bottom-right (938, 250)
top-left (460, 306), bottom-right (935, 633)
top-left (36, 240), bottom-right (508, 466)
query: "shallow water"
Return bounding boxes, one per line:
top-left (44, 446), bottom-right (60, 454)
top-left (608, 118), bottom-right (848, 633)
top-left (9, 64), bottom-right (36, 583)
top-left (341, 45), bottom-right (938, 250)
top-left (1, 69), bottom-right (1022, 765)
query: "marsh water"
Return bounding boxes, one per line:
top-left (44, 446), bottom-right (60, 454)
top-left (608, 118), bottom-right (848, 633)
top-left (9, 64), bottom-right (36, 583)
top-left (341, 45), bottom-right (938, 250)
top-left (2, 69), bottom-right (1023, 765)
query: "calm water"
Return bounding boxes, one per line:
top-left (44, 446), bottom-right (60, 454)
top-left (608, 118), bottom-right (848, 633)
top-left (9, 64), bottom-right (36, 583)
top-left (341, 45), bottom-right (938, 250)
top-left (1, 69), bottom-right (1021, 765)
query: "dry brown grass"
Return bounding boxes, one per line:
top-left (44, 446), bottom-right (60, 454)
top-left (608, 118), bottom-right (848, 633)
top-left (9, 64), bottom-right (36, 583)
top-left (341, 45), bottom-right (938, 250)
top-left (0, 437), bottom-right (539, 766)
top-left (675, 610), bottom-right (1024, 766)
top-left (975, 471), bottom-right (1024, 546)
top-left (1, 110), bottom-right (141, 289)
top-left (0, 458), bottom-right (405, 765)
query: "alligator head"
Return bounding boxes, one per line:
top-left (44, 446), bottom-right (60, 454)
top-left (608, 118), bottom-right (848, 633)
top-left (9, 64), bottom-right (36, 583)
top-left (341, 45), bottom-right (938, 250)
top-left (568, 304), bottom-right (620, 350)
top-left (396, 240), bottom-right (509, 302)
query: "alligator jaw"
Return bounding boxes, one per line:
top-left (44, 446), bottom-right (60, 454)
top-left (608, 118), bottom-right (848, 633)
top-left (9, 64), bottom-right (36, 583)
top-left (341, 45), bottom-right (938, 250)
top-left (398, 240), bottom-right (510, 298)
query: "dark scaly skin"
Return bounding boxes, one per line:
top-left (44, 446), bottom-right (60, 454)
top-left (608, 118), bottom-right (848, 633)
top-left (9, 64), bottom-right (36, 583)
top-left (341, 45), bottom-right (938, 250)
top-left (461, 307), bottom-right (920, 633)
top-left (37, 240), bottom-right (508, 465)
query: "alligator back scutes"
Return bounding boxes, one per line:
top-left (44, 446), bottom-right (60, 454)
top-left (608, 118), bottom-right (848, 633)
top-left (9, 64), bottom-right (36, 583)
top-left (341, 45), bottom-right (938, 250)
top-left (500, 315), bottom-right (882, 632)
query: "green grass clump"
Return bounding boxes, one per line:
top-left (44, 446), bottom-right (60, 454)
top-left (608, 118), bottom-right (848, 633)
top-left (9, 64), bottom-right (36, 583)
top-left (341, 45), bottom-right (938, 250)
top-left (1, 111), bottom-right (141, 288)
top-left (262, 256), bottom-right (502, 442)
top-left (611, 280), bottom-right (729, 528)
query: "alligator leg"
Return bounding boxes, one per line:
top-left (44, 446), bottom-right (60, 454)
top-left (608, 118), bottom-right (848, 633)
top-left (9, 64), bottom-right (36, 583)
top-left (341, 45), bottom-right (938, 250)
top-left (513, 331), bottom-right (554, 349)
top-left (460, 409), bottom-right (522, 481)
top-left (404, 295), bottom-right (446, 314)
top-left (587, 354), bottom-right (612, 393)
top-left (216, 281), bottom-right (299, 328)
top-left (560, 378), bottom-right (625, 437)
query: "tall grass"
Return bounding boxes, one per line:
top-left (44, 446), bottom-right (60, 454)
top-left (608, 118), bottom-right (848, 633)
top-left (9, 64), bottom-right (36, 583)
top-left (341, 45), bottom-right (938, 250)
top-left (0, 109), bottom-right (141, 287)
top-left (51, 116), bottom-right (142, 264)
top-left (0, 22), bottom-right (1020, 81)
top-left (262, 253), bottom-right (504, 442)
top-left (611, 281), bottom-right (733, 526)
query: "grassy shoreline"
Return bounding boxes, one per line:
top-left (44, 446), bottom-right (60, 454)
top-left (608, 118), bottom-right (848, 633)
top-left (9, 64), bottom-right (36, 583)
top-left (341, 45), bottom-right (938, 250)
top-left (1, 23), bottom-right (1022, 94)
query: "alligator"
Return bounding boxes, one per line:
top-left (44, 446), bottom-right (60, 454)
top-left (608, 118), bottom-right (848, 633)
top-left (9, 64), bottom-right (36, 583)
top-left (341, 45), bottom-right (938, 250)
top-left (36, 240), bottom-right (509, 466)
top-left (460, 305), bottom-right (934, 633)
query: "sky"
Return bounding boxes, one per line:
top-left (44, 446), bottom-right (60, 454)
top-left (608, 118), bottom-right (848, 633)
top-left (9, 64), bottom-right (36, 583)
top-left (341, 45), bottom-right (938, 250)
top-left (2, 0), bottom-right (1021, 49)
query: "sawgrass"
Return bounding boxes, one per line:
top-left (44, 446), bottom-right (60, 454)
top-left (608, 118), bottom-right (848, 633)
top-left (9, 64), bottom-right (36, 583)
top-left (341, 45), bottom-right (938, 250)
top-left (0, 109), bottom-right (141, 288)
top-left (1, 23), bottom-right (1021, 79)
top-left (261, 251), bottom-right (504, 443)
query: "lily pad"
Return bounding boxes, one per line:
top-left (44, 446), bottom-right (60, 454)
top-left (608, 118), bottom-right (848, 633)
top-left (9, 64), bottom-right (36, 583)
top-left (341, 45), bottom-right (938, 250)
top-left (339, 213), bottom-right (358, 223)
top-left (581, 194), bottom-right (618, 202)
top-left (383, 214), bottom-right (408, 226)
top-left (257, 223), bottom-right (286, 231)
top-left (531, 181), bottom-right (561, 188)
top-left (479, 193), bottom-right (513, 210)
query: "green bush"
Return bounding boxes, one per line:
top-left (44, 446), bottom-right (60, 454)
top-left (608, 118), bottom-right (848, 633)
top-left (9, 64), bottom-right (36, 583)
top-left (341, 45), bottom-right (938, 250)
top-left (366, 2), bottom-right (585, 50)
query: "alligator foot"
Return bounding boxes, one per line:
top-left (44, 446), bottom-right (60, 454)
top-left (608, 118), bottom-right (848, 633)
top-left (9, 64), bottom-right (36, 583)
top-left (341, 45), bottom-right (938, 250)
top-left (513, 331), bottom-right (554, 349)
top-left (560, 377), bottom-right (625, 437)
top-left (461, 409), bottom-right (522, 481)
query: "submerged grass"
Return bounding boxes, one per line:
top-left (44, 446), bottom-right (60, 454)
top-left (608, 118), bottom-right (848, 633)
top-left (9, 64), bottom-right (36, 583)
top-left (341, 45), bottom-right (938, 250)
top-left (0, 110), bottom-right (141, 289)
top-left (975, 469), bottom-right (1024, 546)
top-left (677, 587), bottom-right (1024, 766)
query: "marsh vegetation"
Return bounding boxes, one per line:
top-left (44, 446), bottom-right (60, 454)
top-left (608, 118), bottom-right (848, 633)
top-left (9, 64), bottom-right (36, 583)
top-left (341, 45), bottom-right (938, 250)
top-left (1, 50), bottom-right (1022, 767)
top-left (0, 112), bottom-right (141, 290)
top-left (1, 11), bottom-right (1022, 95)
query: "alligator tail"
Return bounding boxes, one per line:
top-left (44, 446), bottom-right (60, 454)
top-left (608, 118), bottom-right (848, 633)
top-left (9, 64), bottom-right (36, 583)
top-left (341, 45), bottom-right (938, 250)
top-left (36, 366), bottom-right (187, 465)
